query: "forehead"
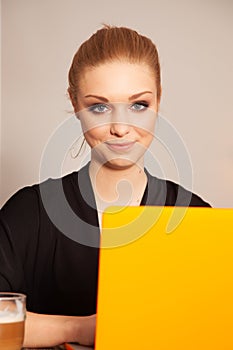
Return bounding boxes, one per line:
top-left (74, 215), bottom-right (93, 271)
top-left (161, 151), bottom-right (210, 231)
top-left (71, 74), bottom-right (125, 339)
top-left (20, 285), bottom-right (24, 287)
top-left (78, 61), bottom-right (156, 98)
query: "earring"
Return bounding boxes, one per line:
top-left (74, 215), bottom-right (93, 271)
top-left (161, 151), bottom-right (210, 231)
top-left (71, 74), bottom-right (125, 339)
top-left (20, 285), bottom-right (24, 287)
top-left (70, 135), bottom-right (86, 159)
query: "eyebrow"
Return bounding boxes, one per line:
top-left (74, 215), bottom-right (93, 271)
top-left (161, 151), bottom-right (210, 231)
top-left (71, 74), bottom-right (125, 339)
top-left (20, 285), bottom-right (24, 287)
top-left (84, 91), bottom-right (153, 102)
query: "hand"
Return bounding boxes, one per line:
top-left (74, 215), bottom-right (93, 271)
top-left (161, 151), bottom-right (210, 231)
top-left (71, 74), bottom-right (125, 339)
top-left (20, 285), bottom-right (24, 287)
top-left (23, 311), bottom-right (96, 348)
top-left (75, 314), bottom-right (96, 346)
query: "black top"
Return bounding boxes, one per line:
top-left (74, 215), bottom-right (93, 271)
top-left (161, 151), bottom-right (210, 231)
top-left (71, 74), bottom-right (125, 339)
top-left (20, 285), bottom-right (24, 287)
top-left (0, 163), bottom-right (210, 315)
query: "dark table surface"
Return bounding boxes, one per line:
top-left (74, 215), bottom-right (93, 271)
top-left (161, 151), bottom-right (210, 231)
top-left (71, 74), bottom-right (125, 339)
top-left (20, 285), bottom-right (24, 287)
top-left (23, 344), bottom-right (93, 350)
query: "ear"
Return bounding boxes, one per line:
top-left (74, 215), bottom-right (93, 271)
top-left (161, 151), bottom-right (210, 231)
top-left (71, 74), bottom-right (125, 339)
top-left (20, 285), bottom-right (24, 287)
top-left (157, 86), bottom-right (162, 105)
top-left (155, 86), bottom-right (162, 113)
top-left (67, 87), bottom-right (78, 112)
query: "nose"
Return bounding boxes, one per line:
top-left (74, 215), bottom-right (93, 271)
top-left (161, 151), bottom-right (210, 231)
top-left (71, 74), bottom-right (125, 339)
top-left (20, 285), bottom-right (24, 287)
top-left (110, 107), bottom-right (130, 137)
top-left (110, 122), bottom-right (130, 137)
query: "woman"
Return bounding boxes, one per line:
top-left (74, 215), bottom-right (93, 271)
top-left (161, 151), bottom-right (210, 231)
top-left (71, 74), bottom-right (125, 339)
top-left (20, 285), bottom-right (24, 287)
top-left (0, 25), bottom-right (210, 347)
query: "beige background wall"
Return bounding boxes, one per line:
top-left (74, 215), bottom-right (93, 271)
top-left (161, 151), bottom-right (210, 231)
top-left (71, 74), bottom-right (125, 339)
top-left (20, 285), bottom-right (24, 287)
top-left (1, 0), bottom-right (233, 208)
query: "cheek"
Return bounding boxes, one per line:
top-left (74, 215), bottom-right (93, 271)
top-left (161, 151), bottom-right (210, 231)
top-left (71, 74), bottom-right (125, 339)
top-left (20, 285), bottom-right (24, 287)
top-left (83, 126), bottom-right (109, 147)
top-left (137, 128), bottom-right (154, 147)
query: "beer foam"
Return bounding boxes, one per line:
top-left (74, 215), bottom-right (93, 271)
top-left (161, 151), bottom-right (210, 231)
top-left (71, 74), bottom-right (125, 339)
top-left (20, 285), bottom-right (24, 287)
top-left (0, 312), bottom-right (24, 323)
top-left (0, 309), bottom-right (24, 324)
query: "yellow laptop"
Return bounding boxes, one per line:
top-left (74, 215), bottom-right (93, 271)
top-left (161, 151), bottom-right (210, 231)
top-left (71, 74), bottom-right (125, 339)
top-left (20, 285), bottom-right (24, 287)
top-left (95, 206), bottom-right (233, 350)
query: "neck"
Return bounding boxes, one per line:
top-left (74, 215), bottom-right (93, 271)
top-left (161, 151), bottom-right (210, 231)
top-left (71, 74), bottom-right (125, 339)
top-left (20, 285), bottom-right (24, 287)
top-left (89, 158), bottom-right (147, 209)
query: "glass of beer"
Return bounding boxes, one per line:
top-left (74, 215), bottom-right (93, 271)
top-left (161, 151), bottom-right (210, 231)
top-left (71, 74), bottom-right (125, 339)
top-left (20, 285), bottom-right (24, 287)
top-left (0, 293), bottom-right (26, 350)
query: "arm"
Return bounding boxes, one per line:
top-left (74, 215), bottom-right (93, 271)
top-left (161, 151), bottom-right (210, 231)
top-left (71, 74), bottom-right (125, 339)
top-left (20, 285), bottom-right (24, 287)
top-left (1, 186), bottom-right (97, 347)
top-left (23, 311), bottom-right (96, 347)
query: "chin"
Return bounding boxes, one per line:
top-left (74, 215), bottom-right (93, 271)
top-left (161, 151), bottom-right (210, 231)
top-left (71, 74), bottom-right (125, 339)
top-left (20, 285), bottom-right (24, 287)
top-left (92, 147), bottom-right (145, 170)
top-left (104, 158), bottom-right (140, 170)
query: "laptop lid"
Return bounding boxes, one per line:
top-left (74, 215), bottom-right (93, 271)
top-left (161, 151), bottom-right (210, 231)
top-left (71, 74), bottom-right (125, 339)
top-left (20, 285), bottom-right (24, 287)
top-left (95, 206), bottom-right (233, 350)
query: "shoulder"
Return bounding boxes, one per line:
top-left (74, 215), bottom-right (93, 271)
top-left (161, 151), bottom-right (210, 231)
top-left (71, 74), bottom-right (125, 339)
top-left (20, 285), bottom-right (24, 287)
top-left (1, 185), bottom-right (40, 218)
top-left (165, 179), bottom-right (211, 207)
top-left (1, 167), bottom-right (83, 216)
top-left (1, 163), bottom-right (93, 234)
top-left (145, 169), bottom-right (211, 207)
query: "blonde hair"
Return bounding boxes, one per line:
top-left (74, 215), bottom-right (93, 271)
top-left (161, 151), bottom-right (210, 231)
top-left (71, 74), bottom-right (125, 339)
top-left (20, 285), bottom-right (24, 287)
top-left (68, 25), bottom-right (161, 106)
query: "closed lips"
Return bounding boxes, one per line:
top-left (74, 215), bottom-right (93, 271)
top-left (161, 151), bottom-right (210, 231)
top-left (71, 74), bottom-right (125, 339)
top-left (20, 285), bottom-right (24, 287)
top-left (105, 141), bottom-right (136, 150)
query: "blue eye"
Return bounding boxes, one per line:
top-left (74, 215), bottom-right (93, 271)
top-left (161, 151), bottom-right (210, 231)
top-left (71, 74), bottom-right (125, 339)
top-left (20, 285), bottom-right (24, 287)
top-left (88, 104), bottom-right (110, 114)
top-left (130, 102), bottom-right (149, 111)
